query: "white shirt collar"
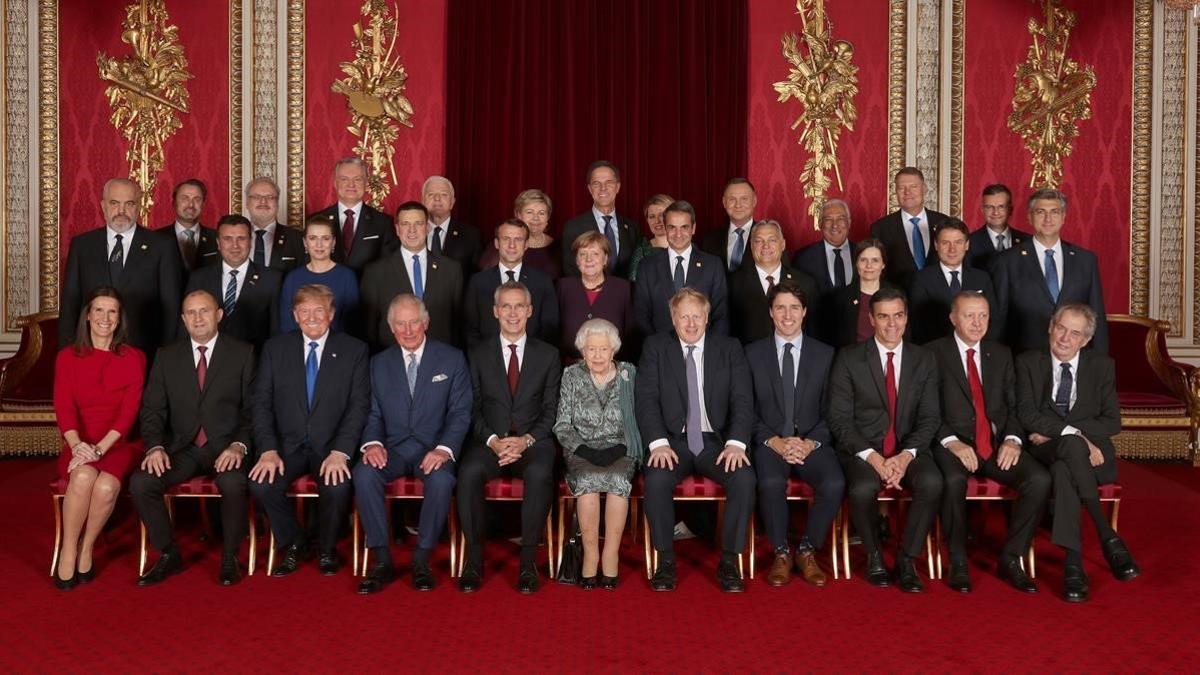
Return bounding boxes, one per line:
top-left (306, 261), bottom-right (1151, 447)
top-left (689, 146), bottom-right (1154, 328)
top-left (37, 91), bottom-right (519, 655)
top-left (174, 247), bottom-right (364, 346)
top-left (774, 332), bottom-right (804, 354)
top-left (301, 330), bottom-right (330, 350)
top-left (402, 338), bottom-right (427, 363)
top-left (953, 332), bottom-right (979, 356)
top-left (499, 261), bottom-right (523, 280)
top-left (939, 261), bottom-right (963, 275)
top-left (900, 208), bottom-right (928, 223)
top-left (429, 216), bottom-right (450, 230)
top-left (174, 221), bottom-right (200, 234)
top-left (222, 259), bottom-right (251, 276)
top-left (501, 332), bottom-right (528, 351)
top-left (874, 338), bottom-right (903, 358)
top-left (1032, 237), bottom-right (1062, 258)
top-left (252, 221), bottom-right (275, 236)
top-left (678, 333), bottom-right (707, 352)
top-left (1054, 351), bottom-right (1080, 372)
top-left (191, 334), bottom-right (218, 354)
top-left (337, 201), bottom-right (362, 217)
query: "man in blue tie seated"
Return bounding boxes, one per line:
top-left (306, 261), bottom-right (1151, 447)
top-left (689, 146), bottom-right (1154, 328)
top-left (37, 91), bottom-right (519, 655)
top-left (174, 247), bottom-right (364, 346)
top-left (353, 294), bottom-right (472, 593)
top-left (248, 284), bottom-right (370, 577)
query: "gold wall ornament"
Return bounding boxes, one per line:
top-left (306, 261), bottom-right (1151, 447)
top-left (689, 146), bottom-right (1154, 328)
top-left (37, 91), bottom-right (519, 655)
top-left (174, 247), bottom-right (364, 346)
top-left (96, 0), bottom-right (192, 217)
top-left (332, 0), bottom-right (414, 208)
top-left (773, 0), bottom-right (859, 229)
top-left (1007, 0), bottom-right (1096, 189)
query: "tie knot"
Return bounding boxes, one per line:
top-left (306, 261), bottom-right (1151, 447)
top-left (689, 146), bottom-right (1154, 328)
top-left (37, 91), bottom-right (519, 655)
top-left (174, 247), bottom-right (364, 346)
top-left (686, 345), bottom-right (696, 358)
top-left (309, 341), bottom-right (318, 350)
top-left (506, 269), bottom-right (516, 281)
top-left (676, 255), bottom-right (684, 263)
top-left (887, 351), bottom-right (895, 363)
top-left (910, 217), bottom-right (920, 226)
top-left (966, 347), bottom-right (975, 359)
top-left (508, 344), bottom-right (518, 354)
top-left (1045, 249), bottom-right (1054, 260)
top-left (344, 209), bottom-right (353, 217)
top-left (255, 229), bottom-right (265, 239)
top-left (833, 247), bottom-right (841, 254)
top-left (229, 269), bottom-right (239, 278)
top-left (1060, 361), bottom-right (1071, 373)
top-left (766, 274), bottom-right (775, 284)
top-left (115, 233), bottom-right (123, 242)
top-left (603, 215), bottom-right (612, 225)
top-left (783, 342), bottom-right (793, 355)
top-left (186, 229), bottom-right (195, 240)
top-left (197, 345), bottom-right (207, 355)
top-left (412, 254), bottom-right (420, 263)
top-left (434, 226), bottom-right (442, 234)
top-left (735, 228), bottom-right (745, 239)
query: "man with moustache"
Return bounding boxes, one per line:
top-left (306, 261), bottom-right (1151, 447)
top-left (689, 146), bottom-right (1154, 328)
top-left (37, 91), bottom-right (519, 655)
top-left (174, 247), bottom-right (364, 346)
top-left (463, 219), bottom-right (559, 350)
top-left (701, 178), bottom-right (757, 273)
top-left (634, 200), bottom-right (728, 337)
top-left (186, 215), bottom-right (282, 353)
top-left (868, 167), bottom-right (950, 287)
top-left (311, 158), bottom-right (397, 273)
top-left (423, 175), bottom-right (482, 275)
top-left (562, 161), bottom-right (640, 278)
top-left (728, 219), bottom-right (818, 344)
top-left (907, 218), bottom-right (997, 344)
top-left (244, 176), bottom-right (304, 274)
top-left (155, 178), bottom-right (218, 278)
top-left (793, 199), bottom-right (856, 342)
top-left (966, 184), bottom-right (1030, 271)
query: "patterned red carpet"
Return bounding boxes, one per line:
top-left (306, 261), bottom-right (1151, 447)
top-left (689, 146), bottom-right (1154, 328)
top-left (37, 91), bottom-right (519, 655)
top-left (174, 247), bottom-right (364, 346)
top-left (1, 458), bottom-right (1197, 672)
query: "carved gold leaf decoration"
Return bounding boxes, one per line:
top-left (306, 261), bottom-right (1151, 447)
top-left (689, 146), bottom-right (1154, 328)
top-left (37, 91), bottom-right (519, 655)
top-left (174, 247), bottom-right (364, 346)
top-left (773, 0), bottom-right (858, 229)
top-left (1007, 0), bottom-right (1095, 189)
top-left (97, 0), bottom-right (191, 217)
top-left (332, 0), bottom-right (414, 208)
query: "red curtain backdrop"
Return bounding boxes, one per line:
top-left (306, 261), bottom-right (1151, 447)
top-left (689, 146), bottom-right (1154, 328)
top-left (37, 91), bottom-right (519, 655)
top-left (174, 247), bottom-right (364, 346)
top-left (444, 0), bottom-right (748, 240)
top-left (305, 0), bottom-right (447, 215)
top-left (964, 0), bottom-right (1131, 312)
top-left (59, 1), bottom-right (230, 259)
top-left (747, 1), bottom-right (891, 249)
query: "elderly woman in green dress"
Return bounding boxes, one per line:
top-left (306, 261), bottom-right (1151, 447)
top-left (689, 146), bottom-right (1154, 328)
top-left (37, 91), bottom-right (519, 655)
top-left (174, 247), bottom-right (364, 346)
top-left (553, 318), bottom-right (642, 589)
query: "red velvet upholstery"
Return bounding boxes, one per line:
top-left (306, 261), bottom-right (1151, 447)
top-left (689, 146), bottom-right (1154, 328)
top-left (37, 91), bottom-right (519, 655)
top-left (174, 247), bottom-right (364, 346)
top-left (49, 478), bottom-right (67, 495)
top-left (482, 477), bottom-right (526, 499)
top-left (1109, 318), bottom-right (1189, 403)
top-left (964, 478), bottom-right (1015, 499)
top-left (383, 477), bottom-right (427, 498)
top-left (1099, 483), bottom-right (1123, 500)
top-left (168, 477), bottom-right (222, 496)
top-left (0, 314), bottom-right (58, 410)
top-left (286, 476), bottom-right (319, 495)
top-left (785, 478), bottom-right (816, 499)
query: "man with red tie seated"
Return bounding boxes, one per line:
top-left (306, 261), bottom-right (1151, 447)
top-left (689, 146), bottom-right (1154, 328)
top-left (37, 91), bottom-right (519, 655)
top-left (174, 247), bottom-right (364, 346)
top-left (1016, 304), bottom-right (1139, 602)
top-left (247, 284), bottom-right (370, 577)
top-left (310, 157), bottom-right (397, 273)
top-left (928, 292), bottom-right (1049, 594)
top-left (827, 287), bottom-right (942, 592)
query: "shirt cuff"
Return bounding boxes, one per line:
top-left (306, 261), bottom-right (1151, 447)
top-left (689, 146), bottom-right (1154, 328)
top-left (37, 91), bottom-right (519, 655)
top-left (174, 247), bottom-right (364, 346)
top-left (904, 448), bottom-right (917, 457)
top-left (360, 441), bottom-right (382, 454)
top-left (1061, 425), bottom-right (1081, 437)
top-left (486, 434), bottom-right (499, 449)
top-left (856, 449), bottom-right (875, 461)
top-left (1003, 435), bottom-right (1023, 447)
top-left (332, 450), bottom-right (351, 460)
top-left (436, 445), bottom-right (455, 461)
top-left (649, 438), bottom-right (670, 451)
top-left (940, 435), bottom-right (960, 448)
top-left (811, 440), bottom-right (822, 450)
top-left (725, 440), bottom-right (747, 451)
top-left (146, 445), bottom-right (165, 455)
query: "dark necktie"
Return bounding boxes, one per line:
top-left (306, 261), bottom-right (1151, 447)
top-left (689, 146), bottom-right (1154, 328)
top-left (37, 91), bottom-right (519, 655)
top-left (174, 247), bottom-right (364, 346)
top-left (766, 274), bottom-right (776, 295)
top-left (224, 269), bottom-right (239, 314)
top-left (1055, 362), bottom-right (1073, 416)
top-left (781, 343), bottom-right (796, 437)
top-left (910, 217), bottom-right (926, 270)
top-left (342, 209), bottom-right (356, 255)
top-left (506, 269), bottom-right (516, 283)
top-left (431, 226), bottom-right (443, 256)
top-left (730, 228), bottom-right (745, 270)
top-left (305, 341), bottom-right (318, 410)
top-left (194, 345), bottom-right (209, 447)
top-left (109, 234), bottom-right (124, 284)
top-left (965, 348), bottom-right (992, 461)
top-left (995, 234), bottom-right (1007, 251)
top-left (883, 351), bottom-right (898, 456)
top-left (253, 229), bottom-right (266, 268)
top-left (1044, 249), bottom-right (1060, 302)
top-left (183, 229), bottom-right (197, 270)
top-left (507, 344), bottom-right (519, 396)
top-left (685, 345), bottom-right (703, 455)
top-left (673, 255), bottom-right (686, 291)
top-left (602, 215), bottom-right (617, 271)
top-left (949, 270), bottom-right (961, 294)
top-left (832, 247), bottom-right (846, 287)
top-left (412, 254), bottom-right (424, 298)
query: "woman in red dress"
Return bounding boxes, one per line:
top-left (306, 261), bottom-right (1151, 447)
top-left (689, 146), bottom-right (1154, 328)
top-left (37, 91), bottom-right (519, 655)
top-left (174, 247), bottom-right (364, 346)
top-left (53, 287), bottom-right (145, 589)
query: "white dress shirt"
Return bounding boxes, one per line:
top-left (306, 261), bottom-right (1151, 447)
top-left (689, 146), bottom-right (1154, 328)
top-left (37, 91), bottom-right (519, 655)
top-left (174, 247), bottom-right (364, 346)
top-left (667, 245), bottom-right (693, 279)
top-left (300, 330), bottom-right (330, 368)
top-left (486, 333), bottom-right (529, 448)
top-left (173, 221), bottom-right (201, 253)
top-left (756, 264), bottom-right (782, 295)
top-left (857, 339), bottom-right (917, 460)
top-left (403, 247), bottom-right (429, 289)
top-left (221, 260), bottom-right (251, 301)
top-left (498, 261), bottom-right (523, 284)
top-left (726, 221), bottom-right (751, 264)
top-left (251, 222), bottom-right (276, 264)
top-left (1032, 237), bottom-right (1065, 290)
top-left (1053, 351), bottom-right (1083, 436)
top-left (939, 333), bottom-right (1022, 449)
top-left (190, 334), bottom-right (219, 367)
top-left (106, 225), bottom-right (134, 266)
top-left (988, 226), bottom-right (1012, 249)
top-left (940, 262), bottom-right (964, 288)
top-left (648, 335), bottom-right (747, 453)
top-left (900, 209), bottom-right (932, 260)
top-left (338, 201), bottom-right (363, 229)
top-left (428, 216), bottom-right (450, 250)
top-left (824, 240), bottom-right (852, 285)
top-left (774, 332), bottom-right (822, 447)
top-left (591, 207), bottom-right (620, 258)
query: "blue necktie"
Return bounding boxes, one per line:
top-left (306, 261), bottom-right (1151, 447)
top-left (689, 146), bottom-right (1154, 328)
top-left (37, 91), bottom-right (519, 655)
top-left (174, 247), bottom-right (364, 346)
top-left (730, 228), bottom-right (745, 270)
top-left (673, 255), bottom-right (686, 291)
top-left (1055, 362), bottom-right (1072, 416)
top-left (305, 341), bottom-right (318, 409)
top-left (412, 254), bottom-right (424, 299)
top-left (910, 217), bottom-right (925, 270)
top-left (1044, 249), bottom-right (1060, 302)
top-left (685, 345), bottom-right (703, 455)
top-left (224, 269), bottom-right (239, 314)
top-left (406, 352), bottom-right (418, 397)
top-left (602, 215), bottom-right (617, 271)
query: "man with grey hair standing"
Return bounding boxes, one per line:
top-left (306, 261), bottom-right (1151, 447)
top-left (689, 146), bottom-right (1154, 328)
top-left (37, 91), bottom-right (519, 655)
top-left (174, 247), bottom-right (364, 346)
top-left (244, 176), bottom-right (304, 274)
top-left (311, 157), bottom-right (397, 272)
top-left (793, 199), bottom-right (856, 343)
top-left (423, 174), bottom-right (482, 274)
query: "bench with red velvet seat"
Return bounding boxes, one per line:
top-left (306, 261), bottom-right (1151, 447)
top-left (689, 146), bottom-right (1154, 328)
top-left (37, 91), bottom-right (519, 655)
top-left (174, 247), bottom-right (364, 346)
top-left (0, 312), bottom-right (61, 457)
top-left (451, 477), bottom-right (555, 577)
top-left (638, 475), bottom-right (756, 580)
top-left (351, 476), bottom-right (459, 576)
top-left (781, 478), bottom-right (843, 579)
top-left (839, 486), bottom-right (937, 580)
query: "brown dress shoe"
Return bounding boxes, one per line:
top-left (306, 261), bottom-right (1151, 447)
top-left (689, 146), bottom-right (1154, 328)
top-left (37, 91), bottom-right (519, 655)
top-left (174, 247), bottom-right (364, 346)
top-left (795, 550), bottom-right (828, 587)
top-left (766, 552), bottom-right (792, 587)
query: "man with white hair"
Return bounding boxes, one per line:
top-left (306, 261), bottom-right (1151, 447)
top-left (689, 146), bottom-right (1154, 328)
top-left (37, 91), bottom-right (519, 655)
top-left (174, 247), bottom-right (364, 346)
top-left (244, 176), bottom-right (304, 274)
top-left (793, 199), bottom-right (856, 343)
top-left (423, 174), bottom-right (482, 274)
top-left (310, 158), bottom-right (397, 272)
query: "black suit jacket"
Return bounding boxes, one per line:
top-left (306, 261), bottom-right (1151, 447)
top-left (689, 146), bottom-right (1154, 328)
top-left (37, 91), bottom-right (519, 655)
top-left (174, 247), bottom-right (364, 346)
top-left (991, 239), bottom-right (1108, 353)
top-left (825, 280), bottom-right (902, 348)
top-left (728, 263), bottom-right (818, 344)
top-left (252, 330), bottom-right (370, 459)
top-left (635, 332), bottom-right (753, 448)
top-left (907, 264), bottom-right (998, 344)
top-left (700, 225), bottom-right (754, 274)
top-left (928, 336), bottom-right (1022, 451)
top-left (463, 265), bottom-right (559, 350)
top-left (745, 334), bottom-right (834, 447)
top-left (185, 262), bottom-right (282, 352)
top-left (1015, 349), bottom-right (1120, 456)
top-left (434, 217), bottom-right (483, 275)
top-left (251, 224), bottom-right (305, 274)
top-left (468, 337), bottom-right (561, 448)
top-left (154, 223), bottom-right (219, 276)
top-left (140, 334), bottom-right (255, 456)
top-left (793, 239), bottom-right (857, 297)
top-left (312, 204), bottom-right (397, 272)
top-left (966, 225), bottom-right (1030, 272)
top-left (360, 249), bottom-right (463, 352)
top-left (633, 248), bottom-right (728, 336)
top-left (827, 339), bottom-right (941, 457)
top-left (868, 209), bottom-right (950, 287)
top-left (59, 226), bottom-right (182, 357)
top-left (561, 210), bottom-right (639, 278)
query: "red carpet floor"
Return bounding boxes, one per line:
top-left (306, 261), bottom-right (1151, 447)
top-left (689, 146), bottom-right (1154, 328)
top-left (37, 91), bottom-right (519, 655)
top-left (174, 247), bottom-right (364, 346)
top-left (1, 457), bottom-right (1197, 673)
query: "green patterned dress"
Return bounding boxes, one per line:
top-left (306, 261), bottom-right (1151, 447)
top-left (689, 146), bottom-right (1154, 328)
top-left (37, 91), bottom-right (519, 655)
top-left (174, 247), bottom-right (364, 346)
top-left (553, 362), bottom-right (639, 497)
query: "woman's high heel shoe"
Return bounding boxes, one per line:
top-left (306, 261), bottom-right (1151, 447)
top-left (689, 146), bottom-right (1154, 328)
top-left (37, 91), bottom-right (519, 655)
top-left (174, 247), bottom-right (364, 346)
top-left (54, 573), bottom-right (78, 591)
top-left (579, 575), bottom-right (598, 590)
top-left (599, 574), bottom-right (618, 590)
top-left (76, 564), bottom-right (96, 584)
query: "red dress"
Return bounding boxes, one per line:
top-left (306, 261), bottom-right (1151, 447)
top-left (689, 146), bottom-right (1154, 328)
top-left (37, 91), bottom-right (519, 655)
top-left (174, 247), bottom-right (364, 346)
top-left (54, 346), bottom-right (146, 480)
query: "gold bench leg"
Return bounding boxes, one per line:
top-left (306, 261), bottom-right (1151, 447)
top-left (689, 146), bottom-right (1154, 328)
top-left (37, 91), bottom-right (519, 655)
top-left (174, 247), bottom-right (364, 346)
top-left (643, 510), bottom-right (653, 581)
top-left (51, 495), bottom-right (63, 577)
top-left (544, 514), bottom-right (555, 578)
top-left (246, 505), bottom-right (257, 577)
top-left (830, 506), bottom-right (840, 580)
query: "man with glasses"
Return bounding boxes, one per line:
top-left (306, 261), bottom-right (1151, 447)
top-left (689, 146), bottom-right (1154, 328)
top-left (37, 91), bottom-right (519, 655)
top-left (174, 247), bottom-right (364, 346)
top-left (244, 176), bottom-right (304, 274)
top-left (966, 184), bottom-right (1030, 272)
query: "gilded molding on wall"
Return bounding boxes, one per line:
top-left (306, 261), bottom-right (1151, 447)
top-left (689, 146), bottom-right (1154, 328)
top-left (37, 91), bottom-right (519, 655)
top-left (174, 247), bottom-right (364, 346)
top-left (1158, 11), bottom-right (1187, 337)
top-left (914, 0), bottom-right (940, 210)
top-left (251, 0), bottom-right (277, 179)
top-left (1194, 21), bottom-right (1200, 342)
top-left (948, 0), bottom-right (964, 218)
top-left (229, 0), bottom-right (242, 212)
top-left (5, 0), bottom-right (31, 328)
top-left (37, 0), bottom-right (58, 311)
top-left (1129, 0), bottom-right (1153, 318)
top-left (886, 0), bottom-right (906, 202)
top-left (285, 0), bottom-right (304, 227)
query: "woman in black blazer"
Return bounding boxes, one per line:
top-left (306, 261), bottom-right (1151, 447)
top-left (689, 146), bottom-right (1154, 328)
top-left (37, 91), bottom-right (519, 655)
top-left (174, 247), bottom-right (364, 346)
top-left (825, 238), bottom-right (900, 348)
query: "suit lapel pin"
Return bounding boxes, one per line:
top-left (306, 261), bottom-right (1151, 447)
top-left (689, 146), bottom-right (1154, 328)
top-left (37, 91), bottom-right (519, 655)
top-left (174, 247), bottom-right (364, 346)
top-left (251, 274), bottom-right (259, 281)
top-left (451, 230), bottom-right (460, 237)
top-left (1020, 250), bottom-right (1028, 256)
top-left (140, 244), bottom-right (148, 250)
top-left (331, 352), bottom-right (337, 358)
top-left (276, 235), bottom-right (285, 245)
top-left (431, 262), bottom-right (438, 269)
top-left (696, 261), bottom-right (703, 268)
top-left (852, 298), bottom-right (858, 305)
top-left (1068, 250), bottom-right (1076, 256)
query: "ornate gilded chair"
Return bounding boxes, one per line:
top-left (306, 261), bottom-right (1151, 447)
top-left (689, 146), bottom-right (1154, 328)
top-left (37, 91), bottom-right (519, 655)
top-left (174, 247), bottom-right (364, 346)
top-left (451, 477), bottom-right (555, 578)
top-left (839, 487), bottom-right (937, 580)
top-left (351, 477), bottom-right (459, 576)
top-left (0, 311), bottom-right (61, 457)
top-left (639, 476), bottom-right (756, 580)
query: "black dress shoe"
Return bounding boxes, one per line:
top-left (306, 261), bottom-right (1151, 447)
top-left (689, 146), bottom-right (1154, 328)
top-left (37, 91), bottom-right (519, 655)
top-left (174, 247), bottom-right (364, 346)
top-left (895, 557), bottom-right (924, 593)
top-left (579, 575), bottom-right (598, 590)
top-left (716, 559), bottom-right (744, 593)
top-left (517, 566), bottom-right (540, 594)
top-left (458, 564), bottom-right (482, 593)
top-left (1101, 536), bottom-right (1140, 581)
top-left (865, 551), bottom-right (890, 587)
top-left (318, 552), bottom-right (341, 576)
top-left (357, 561), bottom-right (396, 595)
top-left (53, 572), bottom-right (77, 591)
top-left (649, 560), bottom-right (676, 592)
top-left (412, 562), bottom-right (435, 591)
top-left (998, 558), bottom-right (1038, 594)
top-left (272, 543), bottom-right (306, 577)
top-left (599, 575), bottom-right (618, 590)
top-left (219, 559), bottom-right (243, 586)
top-left (946, 561), bottom-right (972, 593)
top-left (76, 564), bottom-right (96, 584)
top-left (138, 549), bottom-right (183, 587)
top-left (1062, 564), bottom-right (1089, 603)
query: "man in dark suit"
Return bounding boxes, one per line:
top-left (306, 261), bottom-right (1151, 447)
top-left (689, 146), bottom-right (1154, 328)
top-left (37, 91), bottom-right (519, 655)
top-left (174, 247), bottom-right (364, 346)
top-left (60, 178), bottom-right (182, 358)
top-left (155, 178), bottom-right (218, 280)
top-left (463, 219), bottom-right (558, 350)
top-left (1016, 304), bottom-right (1138, 602)
top-left (423, 175), bottom-right (482, 275)
top-left (561, 160), bottom-right (640, 278)
top-left (700, 178), bottom-right (756, 274)
top-left (868, 167), bottom-right (950, 287)
top-left (360, 201), bottom-right (463, 352)
top-left (908, 218), bottom-right (998, 344)
top-left (966, 183), bottom-right (1031, 272)
top-left (244, 177), bottom-right (304, 274)
top-left (247, 284), bottom-right (370, 577)
top-left (746, 282), bottom-right (843, 587)
top-left (992, 188), bottom-right (1109, 354)
top-left (729, 219), bottom-right (818, 344)
top-left (310, 157), bottom-right (397, 273)
top-left (634, 200), bottom-right (728, 336)
top-left (354, 294), bottom-right (472, 593)
top-left (131, 289), bottom-right (256, 586)
top-left (185, 215), bottom-right (282, 353)
top-left (458, 282), bottom-right (561, 593)
top-left (827, 287), bottom-right (943, 592)
top-left (793, 199), bottom-right (856, 342)
top-left (929, 292), bottom-right (1049, 594)
top-left (637, 288), bottom-right (756, 592)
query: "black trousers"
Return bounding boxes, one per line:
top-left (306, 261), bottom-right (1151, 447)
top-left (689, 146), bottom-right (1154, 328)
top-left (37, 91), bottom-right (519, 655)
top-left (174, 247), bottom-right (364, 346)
top-left (1028, 434), bottom-right (1118, 552)
top-left (247, 449), bottom-right (352, 553)
top-left (753, 442), bottom-right (844, 550)
top-left (456, 440), bottom-right (555, 567)
top-left (129, 444), bottom-right (248, 560)
top-left (932, 444), bottom-right (1050, 561)
top-left (841, 451), bottom-right (942, 559)
top-left (644, 433), bottom-right (756, 555)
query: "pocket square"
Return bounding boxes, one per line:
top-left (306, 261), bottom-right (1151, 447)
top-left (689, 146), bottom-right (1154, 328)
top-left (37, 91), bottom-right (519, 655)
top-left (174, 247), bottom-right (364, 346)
top-left (282, 256), bottom-right (296, 261)
top-left (362, 234), bottom-right (380, 240)
top-left (431, 373), bottom-right (448, 383)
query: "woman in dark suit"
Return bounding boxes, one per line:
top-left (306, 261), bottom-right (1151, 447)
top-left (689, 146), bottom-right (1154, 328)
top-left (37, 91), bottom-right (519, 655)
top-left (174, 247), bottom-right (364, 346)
top-left (825, 238), bottom-right (898, 347)
top-left (556, 231), bottom-right (634, 361)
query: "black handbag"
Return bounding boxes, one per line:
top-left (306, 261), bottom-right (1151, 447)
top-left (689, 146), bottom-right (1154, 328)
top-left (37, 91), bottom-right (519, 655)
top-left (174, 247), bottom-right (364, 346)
top-left (556, 511), bottom-right (583, 585)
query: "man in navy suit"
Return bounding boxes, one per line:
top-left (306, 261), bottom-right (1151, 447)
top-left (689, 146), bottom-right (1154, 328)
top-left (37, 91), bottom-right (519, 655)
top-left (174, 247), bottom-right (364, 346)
top-left (700, 178), bottom-right (757, 274)
top-left (991, 189), bottom-right (1108, 354)
top-left (868, 167), bottom-right (950, 288)
top-left (248, 284), bottom-right (370, 577)
top-left (907, 218), bottom-right (997, 344)
top-left (634, 200), bottom-right (728, 336)
top-left (353, 294), bottom-right (472, 593)
top-left (966, 184), bottom-right (1031, 272)
top-left (463, 219), bottom-right (559, 349)
top-left (561, 161), bottom-right (640, 278)
top-left (793, 199), bottom-right (856, 342)
top-left (746, 282), bottom-right (843, 587)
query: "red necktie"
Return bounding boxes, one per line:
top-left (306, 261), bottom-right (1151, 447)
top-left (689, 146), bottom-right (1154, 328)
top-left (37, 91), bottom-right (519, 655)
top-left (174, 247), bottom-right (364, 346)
top-left (194, 345), bottom-right (209, 448)
top-left (342, 209), bottom-right (356, 254)
top-left (507, 344), bottom-right (519, 396)
top-left (965, 348), bottom-right (993, 461)
top-left (883, 351), bottom-right (898, 456)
